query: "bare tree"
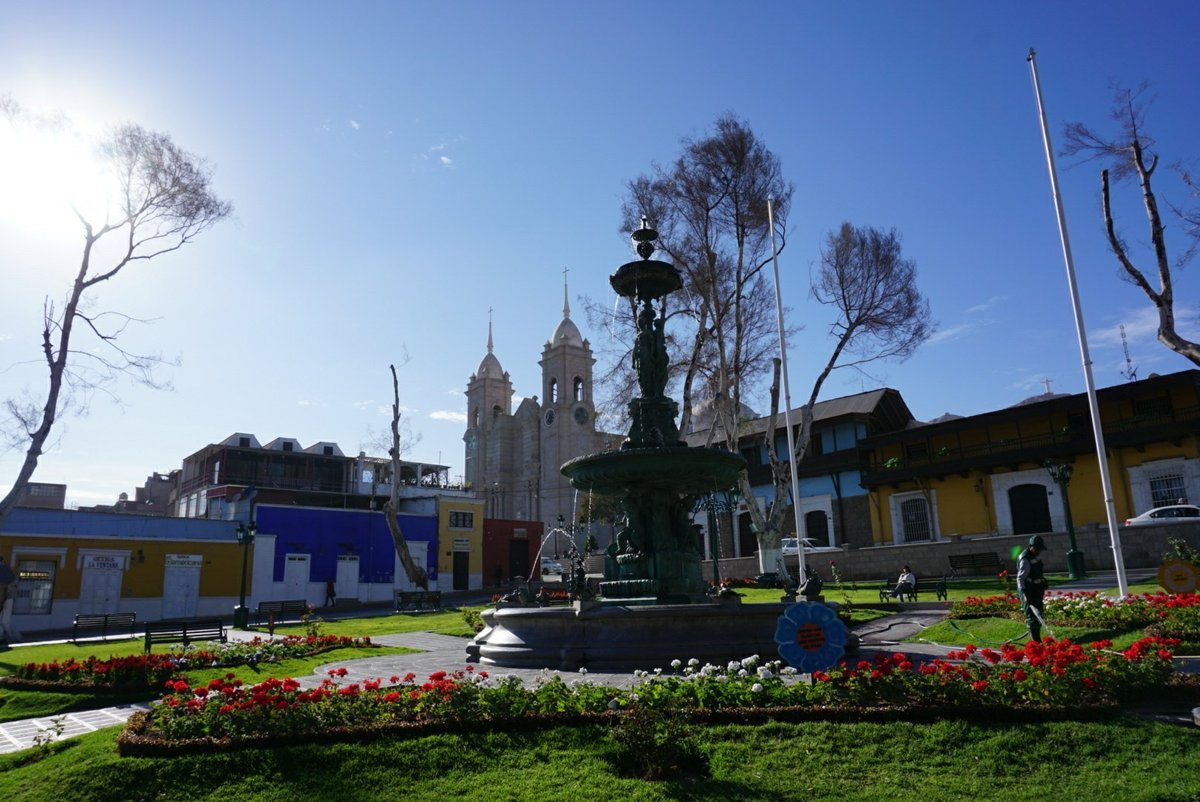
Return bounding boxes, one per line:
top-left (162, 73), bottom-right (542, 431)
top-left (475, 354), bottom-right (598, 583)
top-left (384, 364), bottom-right (430, 590)
top-left (737, 223), bottom-right (931, 557)
top-left (1063, 85), bottom-right (1200, 366)
top-left (604, 115), bottom-right (793, 441)
top-left (0, 104), bottom-right (231, 526)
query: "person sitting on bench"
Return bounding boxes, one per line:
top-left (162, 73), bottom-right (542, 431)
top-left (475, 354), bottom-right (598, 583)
top-left (890, 566), bottom-right (916, 598)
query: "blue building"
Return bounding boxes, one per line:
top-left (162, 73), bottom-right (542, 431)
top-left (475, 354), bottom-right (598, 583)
top-left (251, 504), bottom-right (438, 607)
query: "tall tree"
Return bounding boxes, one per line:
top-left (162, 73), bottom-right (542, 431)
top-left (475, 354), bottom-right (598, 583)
top-left (738, 223), bottom-right (931, 560)
top-left (1063, 85), bottom-right (1200, 366)
top-left (0, 103), bottom-right (231, 526)
top-left (607, 115), bottom-right (792, 441)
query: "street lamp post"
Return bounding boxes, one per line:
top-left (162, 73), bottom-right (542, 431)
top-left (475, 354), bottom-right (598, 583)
top-left (1045, 460), bottom-right (1086, 579)
top-left (233, 522), bottom-right (256, 629)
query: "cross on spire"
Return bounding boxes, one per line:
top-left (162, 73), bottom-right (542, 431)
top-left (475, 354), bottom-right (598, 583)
top-left (487, 307), bottom-right (494, 353)
top-left (1041, 378), bottom-right (1053, 394)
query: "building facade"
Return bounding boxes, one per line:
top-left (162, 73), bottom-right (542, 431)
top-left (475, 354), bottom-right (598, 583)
top-left (0, 508), bottom-right (241, 636)
top-left (859, 370), bottom-right (1200, 548)
top-left (463, 286), bottom-right (618, 532)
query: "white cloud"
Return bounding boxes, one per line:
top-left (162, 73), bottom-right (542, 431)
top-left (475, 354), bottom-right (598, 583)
top-left (430, 410), bottom-right (467, 423)
top-left (966, 296), bottom-right (1006, 315)
top-left (439, 156), bottom-right (453, 166)
top-left (353, 400), bottom-right (375, 411)
top-left (349, 119), bottom-right (360, 131)
top-left (926, 322), bottom-right (978, 346)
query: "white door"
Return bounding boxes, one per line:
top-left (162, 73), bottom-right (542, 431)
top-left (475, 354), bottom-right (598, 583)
top-left (162, 555), bottom-right (201, 619)
top-left (393, 542), bottom-right (428, 591)
top-left (79, 568), bottom-right (123, 614)
top-left (336, 555), bottom-right (360, 600)
top-left (283, 554), bottom-right (310, 602)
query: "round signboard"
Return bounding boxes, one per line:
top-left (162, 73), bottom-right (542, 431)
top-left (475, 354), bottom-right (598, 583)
top-left (1157, 559), bottom-right (1199, 594)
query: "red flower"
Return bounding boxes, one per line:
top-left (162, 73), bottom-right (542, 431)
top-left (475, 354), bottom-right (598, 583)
top-left (971, 680), bottom-right (988, 692)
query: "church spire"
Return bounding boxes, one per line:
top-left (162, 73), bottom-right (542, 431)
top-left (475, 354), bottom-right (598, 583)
top-left (487, 307), bottom-right (494, 353)
top-left (562, 267), bottom-right (570, 319)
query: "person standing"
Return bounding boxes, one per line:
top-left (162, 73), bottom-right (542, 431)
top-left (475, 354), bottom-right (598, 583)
top-left (1017, 535), bottom-right (1049, 641)
top-left (324, 579), bottom-right (336, 607)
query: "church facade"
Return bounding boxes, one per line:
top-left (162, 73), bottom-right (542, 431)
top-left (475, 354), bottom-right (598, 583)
top-left (463, 288), bottom-right (617, 532)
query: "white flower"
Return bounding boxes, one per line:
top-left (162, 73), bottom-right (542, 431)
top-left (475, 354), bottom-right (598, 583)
top-left (751, 683), bottom-right (764, 693)
top-left (688, 658), bottom-right (700, 667)
top-left (654, 667), bottom-right (663, 675)
top-left (715, 674), bottom-right (729, 683)
top-left (578, 667), bottom-right (588, 675)
top-left (757, 666), bottom-right (774, 680)
top-left (630, 692), bottom-right (639, 702)
top-left (728, 660), bottom-right (741, 672)
top-left (742, 655), bottom-right (760, 669)
top-left (670, 659), bottom-right (682, 670)
top-left (738, 668), bottom-right (749, 678)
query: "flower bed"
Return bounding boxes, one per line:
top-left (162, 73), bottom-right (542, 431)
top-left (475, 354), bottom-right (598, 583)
top-left (118, 637), bottom-right (1181, 755)
top-left (2, 635), bottom-right (376, 693)
top-left (950, 590), bottom-right (1200, 640)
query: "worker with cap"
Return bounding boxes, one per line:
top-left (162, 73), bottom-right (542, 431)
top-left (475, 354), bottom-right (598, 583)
top-left (1016, 535), bottom-right (1049, 641)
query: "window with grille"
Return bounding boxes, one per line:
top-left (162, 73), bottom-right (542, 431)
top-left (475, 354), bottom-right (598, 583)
top-left (449, 511), bottom-right (474, 529)
top-left (900, 498), bottom-right (932, 542)
top-left (14, 560), bottom-right (55, 614)
top-left (1149, 473), bottom-right (1188, 508)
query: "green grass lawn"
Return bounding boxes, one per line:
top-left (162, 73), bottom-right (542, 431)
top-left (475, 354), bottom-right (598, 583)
top-left (264, 607), bottom-right (479, 639)
top-left (1, 717), bottom-right (1197, 801)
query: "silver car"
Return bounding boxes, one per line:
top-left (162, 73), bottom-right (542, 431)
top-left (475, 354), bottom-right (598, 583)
top-left (1124, 504), bottom-right (1200, 526)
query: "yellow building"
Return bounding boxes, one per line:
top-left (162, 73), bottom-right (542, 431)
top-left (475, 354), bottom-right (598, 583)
top-left (437, 497), bottom-right (485, 590)
top-left (1, 508), bottom-right (244, 637)
top-left (860, 370), bottom-right (1200, 545)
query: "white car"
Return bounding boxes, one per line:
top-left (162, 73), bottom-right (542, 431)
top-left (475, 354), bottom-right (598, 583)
top-left (1124, 504), bottom-right (1200, 526)
top-left (780, 537), bottom-right (840, 555)
top-left (540, 558), bottom-right (564, 575)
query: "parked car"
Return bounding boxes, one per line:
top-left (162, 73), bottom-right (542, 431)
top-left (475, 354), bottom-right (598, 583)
top-left (540, 558), bottom-right (564, 575)
top-left (1124, 504), bottom-right (1200, 526)
top-left (780, 537), bottom-right (841, 555)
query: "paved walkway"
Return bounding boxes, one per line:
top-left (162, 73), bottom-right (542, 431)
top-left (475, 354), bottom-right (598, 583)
top-left (0, 571), bottom-right (1191, 754)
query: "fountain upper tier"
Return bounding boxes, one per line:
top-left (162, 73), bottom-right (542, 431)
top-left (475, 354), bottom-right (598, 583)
top-left (561, 446), bottom-right (743, 496)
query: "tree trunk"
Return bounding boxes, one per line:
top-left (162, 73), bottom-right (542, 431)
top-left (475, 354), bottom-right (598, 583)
top-left (386, 364), bottom-right (429, 590)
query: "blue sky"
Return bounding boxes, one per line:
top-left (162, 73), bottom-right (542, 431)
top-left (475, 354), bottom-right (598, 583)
top-left (2, 1), bottom-right (1199, 508)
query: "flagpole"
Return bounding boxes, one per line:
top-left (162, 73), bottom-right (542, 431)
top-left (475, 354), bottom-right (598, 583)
top-left (767, 197), bottom-right (807, 583)
top-left (1027, 48), bottom-right (1128, 596)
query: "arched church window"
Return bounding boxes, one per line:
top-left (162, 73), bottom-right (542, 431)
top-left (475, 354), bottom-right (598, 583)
top-left (549, 378), bottom-right (558, 403)
top-left (473, 408), bottom-right (480, 428)
top-left (492, 405), bottom-right (502, 419)
top-left (573, 377), bottom-right (584, 402)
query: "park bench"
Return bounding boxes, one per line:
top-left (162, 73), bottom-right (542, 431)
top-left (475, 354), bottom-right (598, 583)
top-left (948, 551), bottom-right (1005, 577)
top-left (143, 618), bottom-right (227, 653)
top-left (71, 612), bottom-right (137, 642)
top-left (394, 590), bottom-right (442, 612)
top-left (254, 599), bottom-right (309, 627)
top-left (878, 576), bottom-right (948, 603)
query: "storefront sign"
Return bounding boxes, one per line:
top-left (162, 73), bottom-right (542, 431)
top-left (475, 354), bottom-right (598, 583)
top-left (453, 537), bottom-right (471, 551)
top-left (83, 554), bottom-right (126, 571)
top-left (165, 554), bottom-right (203, 568)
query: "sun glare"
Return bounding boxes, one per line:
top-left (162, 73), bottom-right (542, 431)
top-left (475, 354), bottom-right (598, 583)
top-left (0, 114), bottom-right (117, 240)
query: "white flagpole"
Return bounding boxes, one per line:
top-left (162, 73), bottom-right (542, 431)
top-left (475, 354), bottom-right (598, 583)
top-left (767, 197), bottom-right (808, 583)
top-left (1027, 48), bottom-right (1129, 596)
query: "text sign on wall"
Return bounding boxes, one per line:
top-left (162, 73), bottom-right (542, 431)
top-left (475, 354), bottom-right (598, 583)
top-left (165, 554), bottom-right (203, 568)
top-left (83, 554), bottom-right (126, 571)
top-left (453, 537), bottom-right (471, 551)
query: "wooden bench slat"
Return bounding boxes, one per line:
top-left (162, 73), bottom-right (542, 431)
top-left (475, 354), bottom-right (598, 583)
top-left (948, 552), bottom-right (1005, 577)
top-left (143, 618), bottom-right (227, 652)
top-left (394, 590), bottom-right (442, 612)
top-left (72, 612), bottom-right (137, 642)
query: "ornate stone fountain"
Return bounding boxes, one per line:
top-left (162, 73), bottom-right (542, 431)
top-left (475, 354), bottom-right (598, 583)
top-left (467, 222), bottom-right (800, 670)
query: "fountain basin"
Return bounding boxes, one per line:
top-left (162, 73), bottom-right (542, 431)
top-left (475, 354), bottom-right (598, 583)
top-left (468, 599), bottom-right (797, 670)
top-left (561, 446), bottom-right (744, 495)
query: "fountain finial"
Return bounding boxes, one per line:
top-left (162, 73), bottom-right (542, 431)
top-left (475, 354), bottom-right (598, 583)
top-left (632, 215), bottom-right (658, 260)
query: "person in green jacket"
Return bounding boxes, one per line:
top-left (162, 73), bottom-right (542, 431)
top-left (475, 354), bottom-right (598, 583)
top-left (1016, 535), bottom-right (1049, 641)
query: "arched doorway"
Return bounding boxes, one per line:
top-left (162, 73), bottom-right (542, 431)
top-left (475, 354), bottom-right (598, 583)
top-left (1009, 483), bottom-right (1051, 535)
